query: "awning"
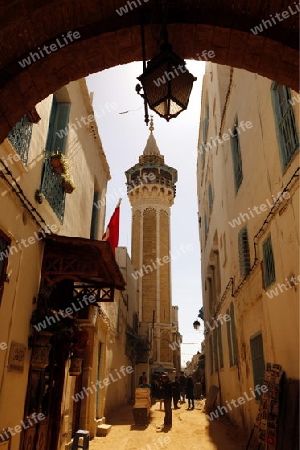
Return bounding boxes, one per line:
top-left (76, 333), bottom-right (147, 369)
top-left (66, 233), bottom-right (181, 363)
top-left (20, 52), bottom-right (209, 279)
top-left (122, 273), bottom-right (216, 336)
top-left (41, 235), bottom-right (126, 301)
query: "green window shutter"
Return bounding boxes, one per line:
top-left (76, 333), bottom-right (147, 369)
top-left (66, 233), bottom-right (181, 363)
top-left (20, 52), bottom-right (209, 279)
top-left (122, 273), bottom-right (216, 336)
top-left (226, 307), bottom-right (233, 367)
top-left (262, 235), bottom-right (276, 288)
top-left (45, 96), bottom-right (57, 152)
top-left (51, 103), bottom-right (71, 154)
top-left (271, 82), bottom-right (299, 170)
top-left (45, 99), bottom-right (70, 154)
top-left (230, 303), bottom-right (239, 365)
top-left (217, 325), bottom-right (224, 368)
top-left (250, 333), bottom-right (265, 400)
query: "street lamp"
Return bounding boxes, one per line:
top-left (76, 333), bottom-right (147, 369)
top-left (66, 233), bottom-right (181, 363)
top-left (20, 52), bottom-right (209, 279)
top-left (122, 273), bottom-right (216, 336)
top-left (193, 320), bottom-right (200, 331)
top-left (136, 43), bottom-right (197, 122)
top-left (136, 0), bottom-right (197, 124)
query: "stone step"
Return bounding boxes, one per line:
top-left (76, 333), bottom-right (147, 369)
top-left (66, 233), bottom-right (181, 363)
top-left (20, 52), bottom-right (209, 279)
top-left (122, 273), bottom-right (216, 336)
top-left (96, 424), bottom-right (112, 437)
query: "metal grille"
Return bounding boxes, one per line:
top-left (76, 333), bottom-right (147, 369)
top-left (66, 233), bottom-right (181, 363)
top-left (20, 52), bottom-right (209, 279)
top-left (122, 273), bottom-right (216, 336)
top-left (238, 227), bottom-right (251, 277)
top-left (231, 125), bottom-right (243, 191)
top-left (263, 235), bottom-right (276, 288)
top-left (7, 115), bottom-right (33, 164)
top-left (41, 159), bottom-right (65, 222)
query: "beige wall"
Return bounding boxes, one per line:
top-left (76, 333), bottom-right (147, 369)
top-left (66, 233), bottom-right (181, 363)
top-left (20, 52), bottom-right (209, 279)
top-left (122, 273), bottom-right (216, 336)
top-left (197, 63), bottom-right (299, 432)
top-left (0, 78), bottom-right (114, 450)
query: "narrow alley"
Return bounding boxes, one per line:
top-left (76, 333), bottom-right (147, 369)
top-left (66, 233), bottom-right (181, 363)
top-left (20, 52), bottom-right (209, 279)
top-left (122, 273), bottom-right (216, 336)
top-left (89, 400), bottom-right (246, 450)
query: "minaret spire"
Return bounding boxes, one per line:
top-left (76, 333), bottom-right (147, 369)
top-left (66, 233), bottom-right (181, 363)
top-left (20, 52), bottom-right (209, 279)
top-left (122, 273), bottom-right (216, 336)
top-left (149, 115), bottom-right (154, 133)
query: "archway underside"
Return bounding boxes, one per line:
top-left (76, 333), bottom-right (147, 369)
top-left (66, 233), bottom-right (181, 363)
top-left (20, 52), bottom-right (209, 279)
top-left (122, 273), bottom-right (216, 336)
top-left (0, 0), bottom-right (298, 142)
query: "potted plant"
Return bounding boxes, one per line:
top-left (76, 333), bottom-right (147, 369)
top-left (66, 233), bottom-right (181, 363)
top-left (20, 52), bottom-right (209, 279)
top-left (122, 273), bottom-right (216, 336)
top-left (61, 174), bottom-right (76, 194)
top-left (50, 151), bottom-right (69, 174)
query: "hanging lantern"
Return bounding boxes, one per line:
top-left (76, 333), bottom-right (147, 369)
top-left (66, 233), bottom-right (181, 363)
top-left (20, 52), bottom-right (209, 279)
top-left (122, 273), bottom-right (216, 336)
top-left (137, 43), bottom-right (197, 122)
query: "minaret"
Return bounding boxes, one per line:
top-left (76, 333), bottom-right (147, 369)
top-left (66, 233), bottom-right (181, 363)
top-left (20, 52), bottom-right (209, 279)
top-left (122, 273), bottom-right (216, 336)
top-left (125, 118), bottom-right (178, 374)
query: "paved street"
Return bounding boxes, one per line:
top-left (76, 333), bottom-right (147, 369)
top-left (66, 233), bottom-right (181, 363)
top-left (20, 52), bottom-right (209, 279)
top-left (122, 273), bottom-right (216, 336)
top-left (89, 400), bottom-right (246, 450)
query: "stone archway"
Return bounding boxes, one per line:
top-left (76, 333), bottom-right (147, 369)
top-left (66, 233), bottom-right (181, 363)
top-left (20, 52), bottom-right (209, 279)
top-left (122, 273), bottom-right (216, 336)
top-left (0, 0), bottom-right (298, 141)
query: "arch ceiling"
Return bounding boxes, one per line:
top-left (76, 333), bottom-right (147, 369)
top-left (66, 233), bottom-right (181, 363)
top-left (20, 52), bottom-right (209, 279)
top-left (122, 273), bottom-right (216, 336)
top-left (0, 0), bottom-right (298, 141)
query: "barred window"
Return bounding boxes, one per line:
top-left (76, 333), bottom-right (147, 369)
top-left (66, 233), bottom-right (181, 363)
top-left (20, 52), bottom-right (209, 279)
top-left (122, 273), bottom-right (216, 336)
top-left (262, 235), bottom-right (276, 288)
top-left (238, 227), bottom-right (251, 277)
top-left (272, 83), bottom-right (299, 170)
top-left (40, 96), bottom-right (71, 222)
top-left (231, 120), bottom-right (243, 192)
top-left (7, 115), bottom-right (33, 165)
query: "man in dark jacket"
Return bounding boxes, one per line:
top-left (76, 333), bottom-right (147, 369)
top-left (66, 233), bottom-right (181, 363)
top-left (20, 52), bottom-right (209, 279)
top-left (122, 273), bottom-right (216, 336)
top-left (172, 376), bottom-right (180, 409)
top-left (160, 375), bottom-right (173, 428)
top-left (179, 371), bottom-right (186, 403)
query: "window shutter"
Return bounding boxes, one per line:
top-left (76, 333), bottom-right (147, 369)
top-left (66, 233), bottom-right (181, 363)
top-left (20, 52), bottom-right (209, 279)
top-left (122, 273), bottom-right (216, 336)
top-left (271, 82), bottom-right (299, 170)
top-left (238, 227), bottom-right (251, 277)
top-left (226, 307), bottom-right (233, 367)
top-left (231, 123), bottom-right (243, 192)
top-left (250, 333), bottom-right (265, 400)
top-left (230, 303), bottom-right (239, 365)
top-left (262, 235), bottom-right (276, 288)
top-left (45, 96), bottom-right (57, 152)
top-left (217, 325), bottom-right (224, 368)
top-left (90, 191), bottom-right (100, 239)
top-left (51, 103), bottom-right (71, 154)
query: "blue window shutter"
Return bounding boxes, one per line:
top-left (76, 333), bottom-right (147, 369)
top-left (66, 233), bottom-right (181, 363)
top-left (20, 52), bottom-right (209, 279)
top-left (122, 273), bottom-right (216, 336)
top-left (250, 333), bottom-right (265, 400)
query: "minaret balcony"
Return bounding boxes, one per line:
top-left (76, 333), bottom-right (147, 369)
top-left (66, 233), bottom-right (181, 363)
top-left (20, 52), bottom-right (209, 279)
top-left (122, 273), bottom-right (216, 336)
top-left (126, 176), bottom-right (176, 197)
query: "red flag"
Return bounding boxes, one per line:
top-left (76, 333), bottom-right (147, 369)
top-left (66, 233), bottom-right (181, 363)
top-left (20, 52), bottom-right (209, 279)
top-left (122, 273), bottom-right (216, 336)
top-left (102, 200), bottom-right (121, 253)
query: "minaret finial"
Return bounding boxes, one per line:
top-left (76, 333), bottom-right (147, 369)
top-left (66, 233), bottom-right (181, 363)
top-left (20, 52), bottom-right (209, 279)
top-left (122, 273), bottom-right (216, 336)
top-left (149, 116), bottom-right (154, 133)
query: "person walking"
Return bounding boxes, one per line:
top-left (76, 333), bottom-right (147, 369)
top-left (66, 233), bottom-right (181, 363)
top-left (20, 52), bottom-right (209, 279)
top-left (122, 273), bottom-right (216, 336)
top-left (160, 375), bottom-right (173, 429)
top-left (172, 376), bottom-right (180, 409)
top-left (138, 371), bottom-right (146, 386)
top-left (179, 371), bottom-right (186, 403)
top-left (139, 376), bottom-right (151, 388)
top-left (186, 376), bottom-right (195, 410)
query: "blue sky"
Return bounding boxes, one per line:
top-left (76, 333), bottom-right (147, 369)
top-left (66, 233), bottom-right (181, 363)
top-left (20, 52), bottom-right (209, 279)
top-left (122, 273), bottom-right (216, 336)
top-left (87, 60), bottom-right (205, 365)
